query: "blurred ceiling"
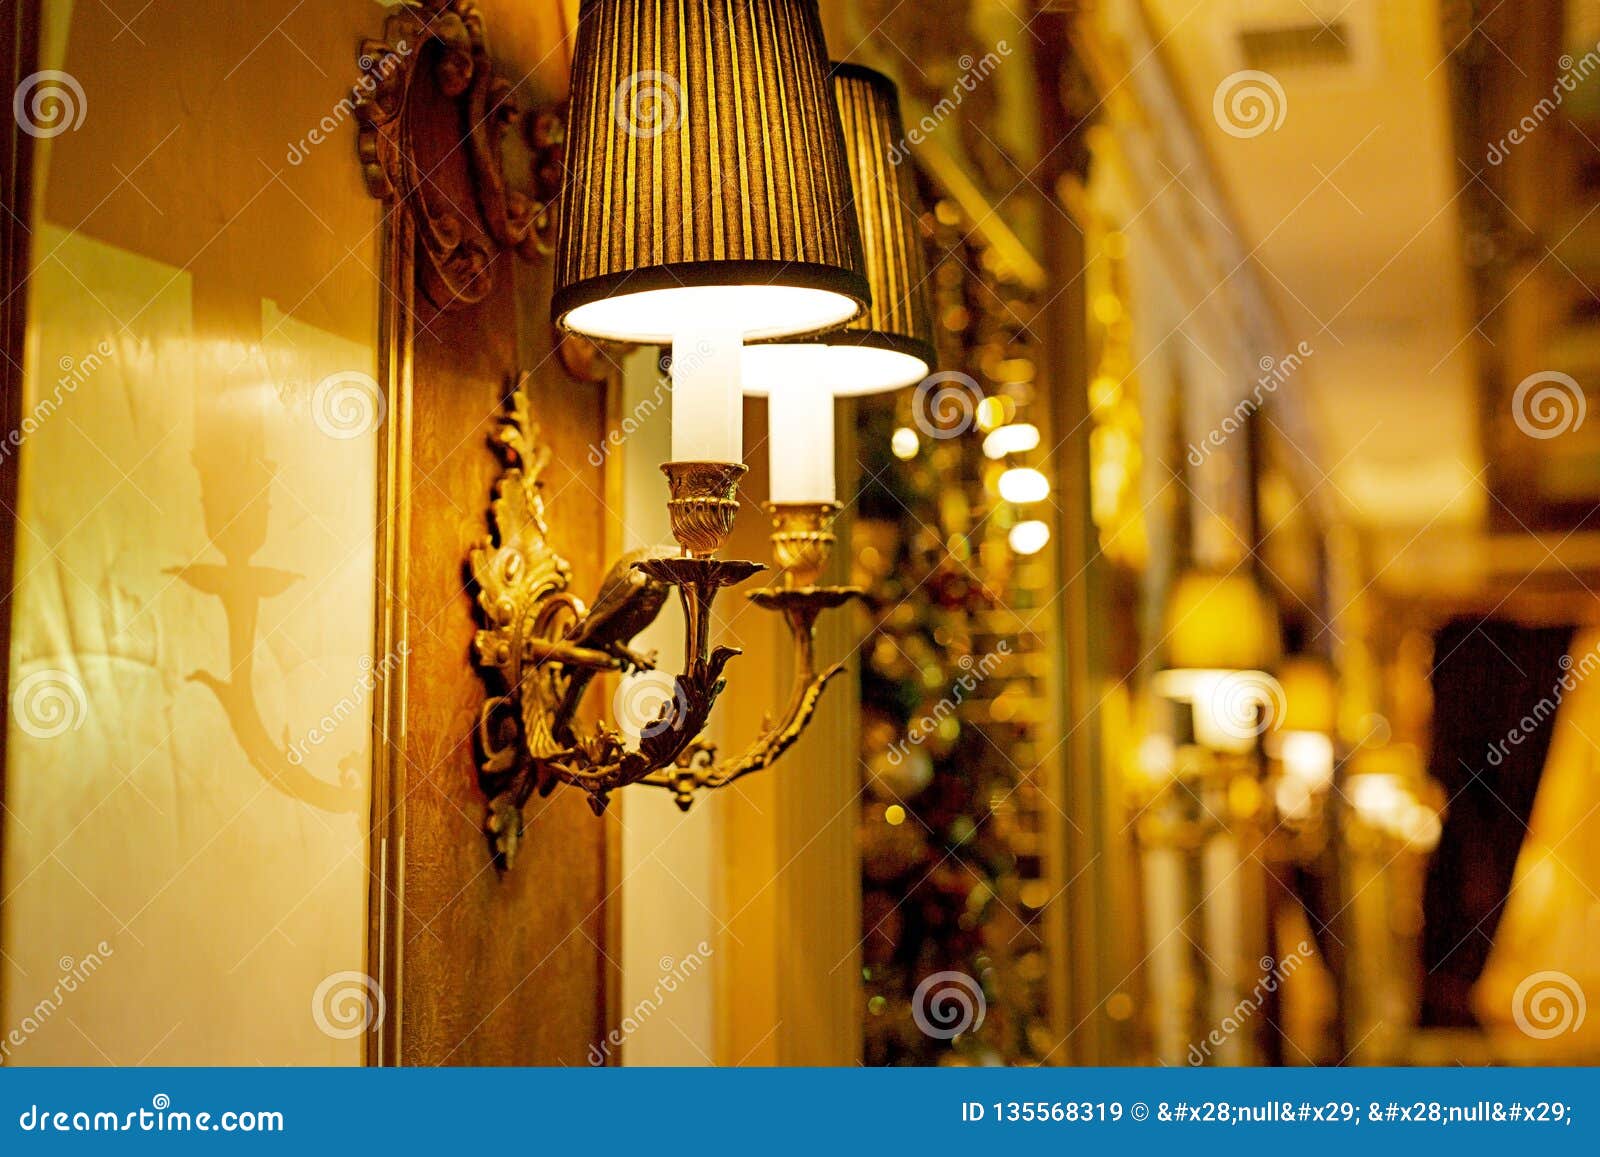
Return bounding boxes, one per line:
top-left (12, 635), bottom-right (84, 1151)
top-left (1141, 0), bottom-right (1489, 592)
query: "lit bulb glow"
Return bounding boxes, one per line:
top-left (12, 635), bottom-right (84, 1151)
top-left (998, 467), bottom-right (1050, 504)
top-left (743, 343), bottom-right (929, 397)
top-left (891, 427), bottom-right (920, 460)
top-left (1348, 774), bottom-right (1406, 827)
top-left (976, 395), bottom-right (1012, 431)
top-left (563, 285), bottom-right (860, 345)
top-left (1278, 731), bottom-right (1335, 791)
top-left (1009, 520), bottom-right (1050, 555)
top-left (983, 423), bottom-right (1040, 459)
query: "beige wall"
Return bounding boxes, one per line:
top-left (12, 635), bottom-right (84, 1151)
top-left (3, 0), bottom-right (382, 1064)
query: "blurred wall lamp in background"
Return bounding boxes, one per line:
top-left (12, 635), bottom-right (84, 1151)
top-left (1138, 568), bottom-right (1283, 1063)
top-left (1151, 568), bottom-right (1284, 762)
top-left (1267, 656), bottom-right (1339, 837)
top-left (357, 0), bottom-right (936, 864)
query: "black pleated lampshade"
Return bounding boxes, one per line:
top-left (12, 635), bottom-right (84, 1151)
top-left (743, 63), bottom-right (937, 396)
top-left (553, 0), bottom-right (871, 344)
top-left (819, 63), bottom-right (936, 389)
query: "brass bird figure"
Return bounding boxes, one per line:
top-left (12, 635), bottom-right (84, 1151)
top-left (551, 548), bottom-right (673, 733)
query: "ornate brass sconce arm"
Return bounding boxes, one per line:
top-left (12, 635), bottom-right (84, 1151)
top-left (471, 388), bottom-right (763, 866)
top-left (641, 503), bottom-right (866, 810)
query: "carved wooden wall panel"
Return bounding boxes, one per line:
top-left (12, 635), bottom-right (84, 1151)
top-left (399, 258), bottom-right (614, 1066)
top-left (361, 0), bottom-right (615, 1066)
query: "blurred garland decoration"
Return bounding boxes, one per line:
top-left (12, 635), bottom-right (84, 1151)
top-left (854, 187), bottom-right (1060, 1066)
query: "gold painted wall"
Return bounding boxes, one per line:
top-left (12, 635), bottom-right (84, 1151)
top-left (2, 1), bottom-right (383, 1064)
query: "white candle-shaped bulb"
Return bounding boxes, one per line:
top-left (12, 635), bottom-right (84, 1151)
top-left (670, 326), bottom-right (743, 463)
top-left (767, 368), bottom-right (835, 504)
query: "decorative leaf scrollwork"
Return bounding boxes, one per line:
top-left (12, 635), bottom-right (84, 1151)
top-left (468, 387), bottom-right (764, 867)
top-left (354, 1), bottom-right (565, 310)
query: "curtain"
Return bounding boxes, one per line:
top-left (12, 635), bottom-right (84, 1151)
top-left (1419, 618), bottom-right (1573, 1027)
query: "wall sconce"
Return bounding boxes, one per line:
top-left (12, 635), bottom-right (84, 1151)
top-left (460, 4), bottom-right (943, 863)
top-left (675, 62), bottom-right (939, 811)
top-left (1265, 656), bottom-right (1339, 823)
top-left (1153, 569), bottom-right (1283, 757)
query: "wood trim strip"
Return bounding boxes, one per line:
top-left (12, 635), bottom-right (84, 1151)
top-left (366, 205), bottom-right (414, 1067)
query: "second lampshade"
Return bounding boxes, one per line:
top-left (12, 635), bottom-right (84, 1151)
top-left (743, 63), bottom-right (937, 503)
